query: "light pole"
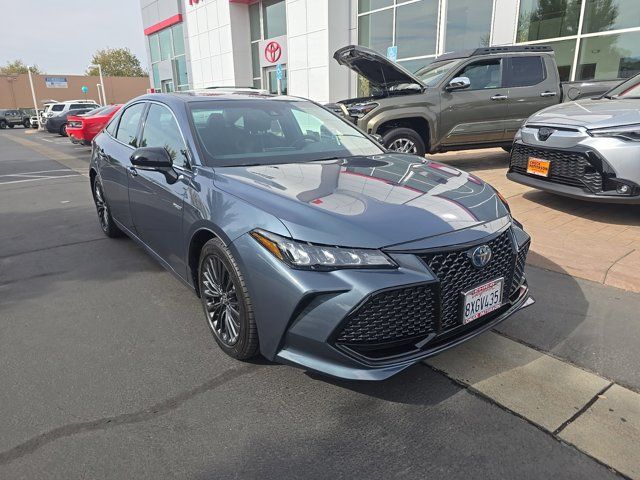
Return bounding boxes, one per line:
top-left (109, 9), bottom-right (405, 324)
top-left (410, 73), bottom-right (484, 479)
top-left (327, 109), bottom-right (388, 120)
top-left (27, 67), bottom-right (41, 129)
top-left (90, 63), bottom-right (107, 105)
top-left (96, 83), bottom-right (103, 106)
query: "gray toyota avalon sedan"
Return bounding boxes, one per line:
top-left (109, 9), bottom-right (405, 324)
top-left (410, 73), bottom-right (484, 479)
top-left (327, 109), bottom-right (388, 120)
top-left (90, 90), bottom-right (533, 380)
top-left (508, 74), bottom-right (640, 203)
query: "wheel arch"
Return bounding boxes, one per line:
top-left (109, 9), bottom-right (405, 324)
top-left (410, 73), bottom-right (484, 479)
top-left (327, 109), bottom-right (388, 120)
top-left (188, 227), bottom-right (220, 296)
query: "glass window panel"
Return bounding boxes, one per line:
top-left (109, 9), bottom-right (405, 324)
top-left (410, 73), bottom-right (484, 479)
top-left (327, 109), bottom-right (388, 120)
top-left (455, 59), bottom-right (502, 90)
top-left (516, 0), bottom-right (582, 42)
top-left (172, 24), bottom-right (185, 56)
top-left (358, 10), bottom-right (393, 55)
top-left (251, 42), bottom-right (260, 78)
top-left (115, 103), bottom-right (145, 148)
top-left (159, 28), bottom-right (173, 61)
top-left (263, 0), bottom-right (286, 38)
top-left (445, 0), bottom-right (493, 52)
top-left (149, 34), bottom-right (160, 63)
top-left (358, 0), bottom-right (393, 13)
top-left (577, 31), bottom-right (640, 80)
top-left (395, 0), bottom-right (438, 58)
top-left (546, 39), bottom-right (576, 81)
top-left (253, 78), bottom-right (262, 89)
top-left (152, 63), bottom-right (161, 89)
top-left (141, 104), bottom-right (187, 167)
top-left (175, 55), bottom-right (188, 87)
top-left (250, 2), bottom-right (261, 41)
top-left (583, 0), bottom-right (640, 34)
top-left (506, 56), bottom-right (546, 87)
top-left (398, 57), bottom-right (434, 73)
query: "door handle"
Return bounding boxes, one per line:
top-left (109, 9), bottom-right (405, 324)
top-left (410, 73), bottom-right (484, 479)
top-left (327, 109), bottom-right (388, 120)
top-left (540, 91), bottom-right (557, 97)
top-left (128, 166), bottom-right (138, 177)
top-left (491, 94), bottom-right (508, 101)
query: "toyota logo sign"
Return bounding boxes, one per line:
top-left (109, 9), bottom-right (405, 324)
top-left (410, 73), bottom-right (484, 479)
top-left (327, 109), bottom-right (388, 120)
top-left (264, 41), bottom-right (282, 63)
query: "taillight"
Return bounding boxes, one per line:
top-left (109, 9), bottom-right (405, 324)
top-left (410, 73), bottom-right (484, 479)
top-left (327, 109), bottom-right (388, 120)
top-left (69, 120), bottom-right (83, 128)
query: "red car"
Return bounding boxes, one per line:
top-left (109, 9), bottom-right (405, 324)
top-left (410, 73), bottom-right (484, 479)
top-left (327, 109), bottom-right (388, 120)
top-left (67, 104), bottom-right (122, 145)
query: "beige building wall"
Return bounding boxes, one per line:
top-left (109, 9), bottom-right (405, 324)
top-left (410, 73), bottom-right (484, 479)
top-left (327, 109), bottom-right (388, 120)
top-left (0, 74), bottom-right (150, 109)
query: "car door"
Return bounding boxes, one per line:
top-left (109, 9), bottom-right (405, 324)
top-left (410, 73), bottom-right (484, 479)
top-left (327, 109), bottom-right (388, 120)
top-left (99, 102), bottom-right (147, 231)
top-left (439, 58), bottom-right (508, 146)
top-left (505, 55), bottom-right (558, 139)
top-left (128, 102), bottom-right (191, 276)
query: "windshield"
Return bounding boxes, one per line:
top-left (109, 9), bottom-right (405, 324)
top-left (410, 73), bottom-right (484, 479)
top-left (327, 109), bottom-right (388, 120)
top-left (415, 60), bottom-right (459, 87)
top-left (190, 100), bottom-right (383, 167)
top-left (602, 74), bottom-right (640, 99)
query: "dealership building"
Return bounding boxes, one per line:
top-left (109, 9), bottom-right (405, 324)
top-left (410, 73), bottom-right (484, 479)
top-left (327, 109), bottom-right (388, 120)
top-left (139, 0), bottom-right (640, 102)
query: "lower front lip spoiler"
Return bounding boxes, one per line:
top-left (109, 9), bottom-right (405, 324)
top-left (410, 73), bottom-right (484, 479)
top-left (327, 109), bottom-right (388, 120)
top-left (276, 285), bottom-right (535, 381)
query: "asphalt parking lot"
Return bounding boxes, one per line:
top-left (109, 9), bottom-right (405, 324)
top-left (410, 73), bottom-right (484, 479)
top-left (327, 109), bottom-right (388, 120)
top-left (1, 128), bottom-right (639, 479)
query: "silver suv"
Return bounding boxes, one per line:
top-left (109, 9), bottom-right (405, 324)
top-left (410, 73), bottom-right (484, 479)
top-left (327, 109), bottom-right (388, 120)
top-left (507, 74), bottom-right (640, 204)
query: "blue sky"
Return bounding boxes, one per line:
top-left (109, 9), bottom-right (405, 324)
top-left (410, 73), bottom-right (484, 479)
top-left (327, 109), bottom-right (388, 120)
top-left (2, 0), bottom-right (147, 75)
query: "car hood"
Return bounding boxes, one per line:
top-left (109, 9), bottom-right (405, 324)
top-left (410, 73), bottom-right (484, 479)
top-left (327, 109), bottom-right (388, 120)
top-left (527, 98), bottom-right (640, 129)
top-left (213, 153), bottom-right (509, 249)
top-left (334, 45), bottom-right (426, 91)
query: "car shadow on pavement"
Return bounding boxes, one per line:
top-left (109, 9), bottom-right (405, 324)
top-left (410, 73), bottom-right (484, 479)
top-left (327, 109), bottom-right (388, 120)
top-left (522, 190), bottom-right (640, 226)
top-left (428, 149), bottom-right (510, 172)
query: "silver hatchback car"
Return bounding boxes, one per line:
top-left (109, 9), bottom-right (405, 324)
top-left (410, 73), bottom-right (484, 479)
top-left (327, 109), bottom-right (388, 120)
top-left (508, 75), bottom-right (640, 203)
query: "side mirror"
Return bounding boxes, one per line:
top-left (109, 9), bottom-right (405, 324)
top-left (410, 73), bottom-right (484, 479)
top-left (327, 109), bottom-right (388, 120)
top-left (446, 76), bottom-right (471, 91)
top-left (130, 147), bottom-right (173, 170)
top-left (130, 147), bottom-right (179, 183)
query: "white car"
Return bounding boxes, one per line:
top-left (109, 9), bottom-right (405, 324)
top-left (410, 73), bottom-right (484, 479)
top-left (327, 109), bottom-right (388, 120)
top-left (42, 100), bottom-right (100, 123)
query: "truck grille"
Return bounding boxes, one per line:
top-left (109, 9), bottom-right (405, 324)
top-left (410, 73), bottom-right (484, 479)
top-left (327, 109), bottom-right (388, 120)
top-left (509, 144), bottom-right (603, 192)
top-left (334, 230), bottom-right (528, 360)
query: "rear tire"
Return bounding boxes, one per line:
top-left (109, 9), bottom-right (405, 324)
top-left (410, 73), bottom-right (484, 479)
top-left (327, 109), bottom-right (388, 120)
top-left (92, 179), bottom-right (123, 238)
top-left (382, 127), bottom-right (427, 157)
top-left (23, 119), bottom-right (30, 128)
top-left (198, 238), bottom-right (259, 360)
top-left (8, 124), bottom-right (14, 129)
top-left (59, 123), bottom-right (67, 136)
top-left (0, 120), bottom-right (6, 129)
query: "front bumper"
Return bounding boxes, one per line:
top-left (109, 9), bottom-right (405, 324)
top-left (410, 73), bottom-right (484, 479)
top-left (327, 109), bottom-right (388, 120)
top-left (232, 224), bottom-right (533, 381)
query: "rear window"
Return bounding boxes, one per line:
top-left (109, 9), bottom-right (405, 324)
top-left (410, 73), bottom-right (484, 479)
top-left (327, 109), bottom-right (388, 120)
top-left (70, 103), bottom-right (98, 110)
top-left (506, 56), bottom-right (546, 87)
top-left (81, 106), bottom-right (108, 116)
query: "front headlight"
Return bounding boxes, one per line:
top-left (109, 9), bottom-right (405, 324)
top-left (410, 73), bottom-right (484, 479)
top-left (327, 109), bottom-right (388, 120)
top-left (250, 230), bottom-right (397, 270)
top-left (589, 124), bottom-right (640, 141)
top-left (347, 103), bottom-right (378, 118)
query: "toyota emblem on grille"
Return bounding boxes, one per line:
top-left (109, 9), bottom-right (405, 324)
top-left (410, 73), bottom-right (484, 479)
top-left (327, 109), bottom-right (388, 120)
top-left (537, 127), bottom-right (555, 141)
top-left (469, 245), bottom-right (492, 268)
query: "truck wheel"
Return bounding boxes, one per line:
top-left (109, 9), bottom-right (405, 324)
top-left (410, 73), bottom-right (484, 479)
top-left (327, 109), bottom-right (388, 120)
top-left (23, 119), bottom-right (30, 128)
top-left (0, 120), bottom-right (6, 129)
top-left (382, 128), bottom-right (426, 157)
top-left (8, 124), bottom-right (14, 129)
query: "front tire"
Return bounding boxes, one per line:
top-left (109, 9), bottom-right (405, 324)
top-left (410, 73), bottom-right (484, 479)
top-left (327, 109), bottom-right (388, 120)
top-left (59, 123), bottom-right (67, 136)
top-left (8, 124), bottom-right (14, 129)
top-left (23, 119), bottom-right (30, 128)
top-left (0, 120), bottom-right (6, 129)
top-left (382, 127), bottom-right (427, 157)
top-left (198, 238), bottom-right (259, 360)
top-left (92, 179), bottom-right (123, 238)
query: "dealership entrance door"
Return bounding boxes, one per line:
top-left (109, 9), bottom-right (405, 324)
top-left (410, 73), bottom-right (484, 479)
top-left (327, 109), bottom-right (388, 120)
top-left (265, 66), bottom-right (287, 95)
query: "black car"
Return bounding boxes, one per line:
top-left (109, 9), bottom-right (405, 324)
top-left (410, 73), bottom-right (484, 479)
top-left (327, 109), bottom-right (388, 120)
top-left (46, 106), bottom-right (104, 136)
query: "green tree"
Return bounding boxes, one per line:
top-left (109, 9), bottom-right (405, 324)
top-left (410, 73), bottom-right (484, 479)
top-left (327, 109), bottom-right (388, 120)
top-left (86, 48), bottom-right (146, 77)
top-left (0, 60), bottom-right (42, 75)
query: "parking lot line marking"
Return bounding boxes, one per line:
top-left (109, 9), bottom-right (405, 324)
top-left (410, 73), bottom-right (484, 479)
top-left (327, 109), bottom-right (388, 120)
top-left (4, 133), bottom-right (91, 176)
top-left (425, 332), bottom-right (611, 432)
top-left (0, 174), bottom-right (80, 186)
top-left (0, 169), bottom-right (72, 178)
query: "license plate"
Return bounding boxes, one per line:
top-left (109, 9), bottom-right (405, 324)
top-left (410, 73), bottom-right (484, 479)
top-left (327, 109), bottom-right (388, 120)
top-left (527, 157), bottom-right (550, 177)
top-left (462, 278), bottom-right (504, 324)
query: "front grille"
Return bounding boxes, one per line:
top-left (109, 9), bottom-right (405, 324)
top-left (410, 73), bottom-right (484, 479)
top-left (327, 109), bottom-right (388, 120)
top-left (336, 284), bottom-right (437, 346)
top-left (510, 144), bottom-right (603, 192)
top-left (422, 231), bottom-right (517, 331)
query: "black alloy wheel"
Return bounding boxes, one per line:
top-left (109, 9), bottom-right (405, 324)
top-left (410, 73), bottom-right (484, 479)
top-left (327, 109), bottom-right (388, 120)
top-left (198, 238), bottom-right (259, 360)
top-left (92, 179), bottom-right (123, 238)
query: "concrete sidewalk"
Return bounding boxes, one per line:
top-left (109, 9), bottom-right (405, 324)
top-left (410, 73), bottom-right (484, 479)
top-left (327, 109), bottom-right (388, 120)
top-left (436, 148), bottom-right (640, 293)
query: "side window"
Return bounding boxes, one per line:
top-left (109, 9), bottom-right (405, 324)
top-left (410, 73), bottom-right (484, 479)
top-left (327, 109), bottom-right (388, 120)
top-left (51, 105), bottom-right (65, 112)
top-left (455, 59), bottom-right (502, 90)
top-left (140, 104), bottom-right (188, 168)
top-left (105, 116), bottom-right (118, 136)
top-left (116, 103), bottom-right (146, 147)
top-left (506, 56), bottom-right (546, 88)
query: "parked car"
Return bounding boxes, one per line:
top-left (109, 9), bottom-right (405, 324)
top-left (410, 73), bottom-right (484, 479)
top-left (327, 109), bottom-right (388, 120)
top-left (42, 100), bottom-right (100, 124)
top-left (507, 74), bottom-right (640, 204)
top-left (89, 91), bottom-right (533, 380)
top-left (332, 45), bottom-right (621, 156)
top-left (0, 109), bottom-right (31, 129)
top-left (46, 106), bottom-right (98, 136)
top-left (67, 104), bottom-right (122, 145)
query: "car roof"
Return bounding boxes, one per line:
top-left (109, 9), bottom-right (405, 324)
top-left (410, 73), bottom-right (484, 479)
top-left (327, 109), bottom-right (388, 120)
top-left (132, 90), bottom-right (306, 106)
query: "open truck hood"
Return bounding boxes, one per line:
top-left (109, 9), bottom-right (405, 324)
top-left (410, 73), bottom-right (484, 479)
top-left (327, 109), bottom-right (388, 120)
top-left (334, 45), bottom-right (426, 91)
